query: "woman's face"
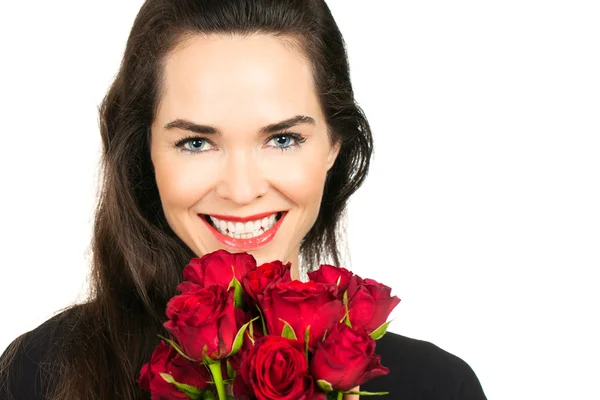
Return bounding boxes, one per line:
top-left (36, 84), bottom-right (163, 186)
top-left (150, 34), bottom-right (339, 276)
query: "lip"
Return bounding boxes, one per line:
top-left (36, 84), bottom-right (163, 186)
top-left (199, 212), bottom-right (287, 250)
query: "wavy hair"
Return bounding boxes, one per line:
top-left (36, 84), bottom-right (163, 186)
top-left (1, 1), bottom-right (373, 398)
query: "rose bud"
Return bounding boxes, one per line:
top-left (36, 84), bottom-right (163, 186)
top-left (347, 275), bottom-right (401, 334)
top-left (137, 341), bottom-right (211, 399)
top-left (243, 260), bottom-right (292, 304)
top-left (311, 323), bottom-right (389, 392)
top-left (235, 336), bottom-right (315, 400)
top-left (259, 280), bottom-right (344, 349)
top-left (308, 264), bottom-right (353, 297)
top-left (164, 285), bottom-right (236, 361)
top-left (177, 249), bottom-right (257, 292)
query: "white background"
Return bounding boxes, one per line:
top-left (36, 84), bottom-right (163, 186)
top-left (1, 1), bottom-right (599, 399)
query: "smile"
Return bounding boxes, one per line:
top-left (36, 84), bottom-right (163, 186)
top-left (199, 211), bottom-right (286, 250)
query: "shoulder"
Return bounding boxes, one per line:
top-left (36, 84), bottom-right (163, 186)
top-left (0, 306), bottom-right (82, 400)
top-left (361, 331), bottom-right (487, 399)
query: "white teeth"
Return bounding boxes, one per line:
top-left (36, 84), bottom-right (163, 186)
top-left (235, 222), bottom-right (244, 233)
top-left (207, 213), bottom-right (280, 239)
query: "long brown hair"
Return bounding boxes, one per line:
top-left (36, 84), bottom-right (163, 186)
top-left (1, 0), bottom-right (373, 398)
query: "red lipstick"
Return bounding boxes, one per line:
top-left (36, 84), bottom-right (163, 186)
top-left (199, 212), bottom-right (286, 250)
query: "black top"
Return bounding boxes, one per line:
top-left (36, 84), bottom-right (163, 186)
top-left (1, 310), bottom-right (486, 400)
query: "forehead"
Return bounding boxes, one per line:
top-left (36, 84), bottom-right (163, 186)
top-left (156, 34), bottom-right (321, 126)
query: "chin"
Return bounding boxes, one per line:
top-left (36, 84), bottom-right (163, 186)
top-left (251, 249), bottom-right (290, 265)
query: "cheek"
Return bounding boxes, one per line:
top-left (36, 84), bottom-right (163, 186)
top-left (153, 157), bottom-right (213, 217)
top-left (268, 154), bottom-right (328, 210)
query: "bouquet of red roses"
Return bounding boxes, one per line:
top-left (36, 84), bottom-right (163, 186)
top-left (138, 249), bottom-right (400, 399)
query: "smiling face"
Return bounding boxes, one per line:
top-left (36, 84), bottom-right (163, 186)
top-left (150, 34), bottom-right (340, 277)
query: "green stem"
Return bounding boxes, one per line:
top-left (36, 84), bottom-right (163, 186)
top-left (208, 361), bottom-right (227, 400)
top-left (337, 392), bottom-right (344, 400)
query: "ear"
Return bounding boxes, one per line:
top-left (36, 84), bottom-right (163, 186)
top-left (326, 141), bottom-right (341, 171)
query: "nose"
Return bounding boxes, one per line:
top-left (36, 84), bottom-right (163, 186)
top-left (216, 151), bottom-right (268, 205)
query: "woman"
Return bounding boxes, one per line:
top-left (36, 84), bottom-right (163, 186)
top-left (0, 0), bottom-right (486, 399)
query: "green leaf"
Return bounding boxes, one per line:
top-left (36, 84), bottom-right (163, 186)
top-left (342, 291), bottom-right (352, 327)
top-left (228, 316), bottom-right (260, 357)
top-left (279, 318), bottom-right (297, 340)
top-left (248, 317), bottom-right (256, 345)
top-left (228, 273), bottom-right (244, 309)
top-left (202, 347), bottom-right (216, 365)
top-left (159, 373), bottom-right (203, 399)
top-left (304, 325), bottom-right (311, 363)
top-left (157, 335), bottom-right (197, 362)
top-left (316, 379), bottom-right (334, 392)
top-left (203, 390), bottom-right (217, 400)
top-left (369, 320), bottom-right (392, 340)
top-left (343, 390), bottom-right (390, 396)
top-left (341, 309), bottom-right (352, 327)
top-left (226, 359), bottom-right (236, 379)
top-left (255, 304), bottom-right (269, 335)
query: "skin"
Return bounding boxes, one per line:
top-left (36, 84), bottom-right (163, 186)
top-left (150, 34), bottom-right (340, 280)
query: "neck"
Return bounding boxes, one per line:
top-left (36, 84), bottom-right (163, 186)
top-left (289, 247), bottom-right (301, 280)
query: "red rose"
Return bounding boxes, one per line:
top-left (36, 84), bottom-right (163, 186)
top-left (137, 341), bottom-right (211, 399)
top-left (259, 280), bottom-right (344, 349)
top-left (164, 285), bottom-right (236, 360)
top-left (234, 336), bottom-right (314, 400)
top-left (347, 276), bottom-right (401, 334)
top-left (177, 249), bottom-right (257, 292)
top-left (311, 323), bottom-right (389, 391)
top-left (307, 264), bottom-right (353, 298)
top-left (242, 260), bottom-right (292, 303)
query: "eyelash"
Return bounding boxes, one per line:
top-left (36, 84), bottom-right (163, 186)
top-left (173, 132), bottom-right (307, 154)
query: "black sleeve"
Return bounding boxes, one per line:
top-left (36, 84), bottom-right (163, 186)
top-left (456, 362), bottom-right (487, 400)
top-left (362, 332), bottom-right (487, 399)
top-left (0, 318), bottom-right (62, 400)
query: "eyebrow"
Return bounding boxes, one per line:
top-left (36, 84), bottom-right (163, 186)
top-left (163, 115), bottom-right (316, 135)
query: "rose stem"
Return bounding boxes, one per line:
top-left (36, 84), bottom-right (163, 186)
top-left (208, 361), bottom-right (227, 400)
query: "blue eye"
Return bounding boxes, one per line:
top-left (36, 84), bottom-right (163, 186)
top-left (174, 136), bottom-right (214, 153)
top-left (173, 132), bottom-right (306, 154)
top-left (274, 135), bottom-right (292, 147)
top-left (268, 133), bottom-right (306, 151)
